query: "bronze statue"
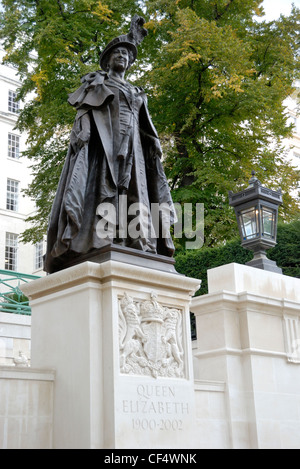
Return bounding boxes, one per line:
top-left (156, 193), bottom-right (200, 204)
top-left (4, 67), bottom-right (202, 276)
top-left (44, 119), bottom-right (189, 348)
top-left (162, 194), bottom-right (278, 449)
top-left (44, 16), bottom-right (176, 274)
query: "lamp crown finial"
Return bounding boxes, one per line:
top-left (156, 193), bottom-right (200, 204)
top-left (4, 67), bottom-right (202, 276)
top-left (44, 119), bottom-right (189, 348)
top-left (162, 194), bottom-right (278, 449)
top-left (249, 170), bottom-right (261, 187)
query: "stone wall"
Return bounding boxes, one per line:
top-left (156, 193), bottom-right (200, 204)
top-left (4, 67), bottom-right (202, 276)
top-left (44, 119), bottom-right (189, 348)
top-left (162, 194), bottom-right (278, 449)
top-left (0, 312), bottom-right (31, 366)
top-left (1, 262), bottom-right (300, 449)
top-left (0, 367), bottom-right (54, 449)
top-left (191, 263), bottom-right (300, 449)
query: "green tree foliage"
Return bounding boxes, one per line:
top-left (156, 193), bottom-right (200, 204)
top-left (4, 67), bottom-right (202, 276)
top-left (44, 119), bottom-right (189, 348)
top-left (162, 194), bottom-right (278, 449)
top-left (175, 219), bottom-right (300, 296)
top-left (1, 1), bottom-right (114, 145)
top-left (142, 0), bottom-right (300, 246)
top-left (0, 0), bottom-right (145, 242)
top-left (268, 219), bottom-right (300, 278)
top-left (0, 0), bottom-right (299, 245)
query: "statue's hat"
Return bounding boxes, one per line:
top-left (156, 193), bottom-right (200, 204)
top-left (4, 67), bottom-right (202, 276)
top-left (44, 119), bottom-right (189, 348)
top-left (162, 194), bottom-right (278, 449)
top-left (100, 15), bottom-right (148, 71)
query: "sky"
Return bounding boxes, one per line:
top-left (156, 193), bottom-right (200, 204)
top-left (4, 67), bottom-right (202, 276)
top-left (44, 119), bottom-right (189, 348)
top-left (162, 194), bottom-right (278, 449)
top-left (0, 1), bottom-right (299, 21)
top-left (0, 0), bottom-right (299, 18)
top-left (0, 0), bottom-right (299, 14)
top-left (262, 0), bottom-right (300, 19)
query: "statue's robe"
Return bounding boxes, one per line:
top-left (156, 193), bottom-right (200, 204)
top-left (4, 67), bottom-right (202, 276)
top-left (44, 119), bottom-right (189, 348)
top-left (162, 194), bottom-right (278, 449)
top-left (44, 71), bottom-right (176, 274)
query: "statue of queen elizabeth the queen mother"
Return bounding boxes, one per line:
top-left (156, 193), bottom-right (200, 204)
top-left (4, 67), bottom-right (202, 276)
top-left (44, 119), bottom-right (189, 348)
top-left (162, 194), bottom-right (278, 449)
top-left (44, 16), bottom-right (176, 274)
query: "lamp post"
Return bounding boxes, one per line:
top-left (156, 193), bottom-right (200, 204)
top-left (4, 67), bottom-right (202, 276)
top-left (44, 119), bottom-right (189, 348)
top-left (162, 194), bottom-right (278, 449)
top-left (228, 171), bottom-right (282, 274)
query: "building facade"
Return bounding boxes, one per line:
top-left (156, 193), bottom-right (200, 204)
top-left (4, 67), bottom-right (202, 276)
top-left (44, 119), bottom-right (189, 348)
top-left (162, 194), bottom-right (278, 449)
top-left (0, 46), bottom-right (45, 277)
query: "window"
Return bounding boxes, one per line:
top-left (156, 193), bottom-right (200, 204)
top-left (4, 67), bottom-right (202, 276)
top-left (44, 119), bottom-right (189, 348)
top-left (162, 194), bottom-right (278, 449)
top-left (8, 90), bottom-right (19, 114)
top-left (6, 179), bottom-right (19, 211)
top-left (35, 242), bottom-right (44, 270)
top-left (5, 233), bottom-right (18, 271)
top-left (287, 114), bottom-right (299, 135)
top-left (8, 133), bottom-right (20, 159)
top-left (288, 114), bottom-right (297, 126)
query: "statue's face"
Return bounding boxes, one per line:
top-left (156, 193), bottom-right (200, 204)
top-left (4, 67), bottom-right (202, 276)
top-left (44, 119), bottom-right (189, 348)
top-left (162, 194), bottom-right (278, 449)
top-left (108, 47), bottom-right (130, 72)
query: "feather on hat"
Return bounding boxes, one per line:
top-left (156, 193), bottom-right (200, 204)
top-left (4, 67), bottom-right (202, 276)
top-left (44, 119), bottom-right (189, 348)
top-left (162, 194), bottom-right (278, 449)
top-left (100, 15), bottom-right (148, 71)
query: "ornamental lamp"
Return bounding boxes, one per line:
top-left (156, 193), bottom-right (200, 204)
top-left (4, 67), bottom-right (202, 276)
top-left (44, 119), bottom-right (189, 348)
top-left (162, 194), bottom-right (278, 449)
top-left (228, 171), bottom-right (282, 273)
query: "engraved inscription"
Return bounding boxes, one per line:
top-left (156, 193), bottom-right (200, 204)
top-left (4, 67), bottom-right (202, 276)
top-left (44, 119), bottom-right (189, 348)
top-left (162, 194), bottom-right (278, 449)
top-left (131, 418), bottom-right (183, 431)
top-left (121, 384), bottom-right (189, 432)
top-left (119, 292), bottom-right (184, 378)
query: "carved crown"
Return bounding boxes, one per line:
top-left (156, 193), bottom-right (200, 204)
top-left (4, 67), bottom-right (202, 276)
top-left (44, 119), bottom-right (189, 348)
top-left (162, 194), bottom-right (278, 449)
top-left (140, 292), bottom-right (164, 323)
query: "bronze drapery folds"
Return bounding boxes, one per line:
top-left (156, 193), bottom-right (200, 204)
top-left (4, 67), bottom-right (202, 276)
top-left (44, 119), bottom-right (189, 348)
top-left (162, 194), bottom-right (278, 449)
top-left (44, 16), bottom-right (176, 274)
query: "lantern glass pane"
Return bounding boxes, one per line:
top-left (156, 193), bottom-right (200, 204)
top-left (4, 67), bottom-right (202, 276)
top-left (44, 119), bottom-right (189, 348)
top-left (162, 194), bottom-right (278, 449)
top-left (261, 207), bottom-right (275, 238)
top-left (239, 207), bottom-right (258, 240)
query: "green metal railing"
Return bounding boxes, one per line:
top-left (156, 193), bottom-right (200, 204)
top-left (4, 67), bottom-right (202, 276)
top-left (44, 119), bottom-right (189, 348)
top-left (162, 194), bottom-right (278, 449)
top-left (0, 270), bottom-right (40, 316)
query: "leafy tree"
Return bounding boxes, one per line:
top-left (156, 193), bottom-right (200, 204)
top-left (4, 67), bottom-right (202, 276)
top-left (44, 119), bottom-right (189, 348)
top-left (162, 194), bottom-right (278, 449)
top-left (268, 219), bottom-right (300, 278)
top-left (0, 0), bottom-right (299, 247)
top-left (142, 0), bottom-right (300, 247)
top-left (0, 0), bottom-right (146, 242)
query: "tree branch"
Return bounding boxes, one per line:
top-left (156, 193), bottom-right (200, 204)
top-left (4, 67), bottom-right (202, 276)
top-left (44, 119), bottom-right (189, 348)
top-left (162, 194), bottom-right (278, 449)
top-left (214, 0), bottom-right (235, 20)
top-left (57, 0), bottom-right (66, 19)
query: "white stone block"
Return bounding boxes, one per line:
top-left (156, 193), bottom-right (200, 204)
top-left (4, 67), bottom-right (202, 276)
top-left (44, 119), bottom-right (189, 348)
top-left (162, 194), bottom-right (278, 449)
top-left (192, 263), bottom-right (300, 449)
top-left (207, 262), bottom-right (300, 302)
top-left (22, 260), bottom-right (200, 449)
top-left (0, 366), bottom-right (55, 449)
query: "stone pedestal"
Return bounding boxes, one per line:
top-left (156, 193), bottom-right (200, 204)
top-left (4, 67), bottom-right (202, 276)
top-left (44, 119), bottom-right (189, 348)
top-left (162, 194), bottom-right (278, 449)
top-left (191, 263), bottom-right (300, 449)
top-left (22, 260), bottom-right (200, 449)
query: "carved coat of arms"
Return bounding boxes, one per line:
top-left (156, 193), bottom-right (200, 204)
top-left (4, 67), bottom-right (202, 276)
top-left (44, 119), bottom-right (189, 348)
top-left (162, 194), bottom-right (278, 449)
top-left (118, 292), bottom-right (184, 378)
